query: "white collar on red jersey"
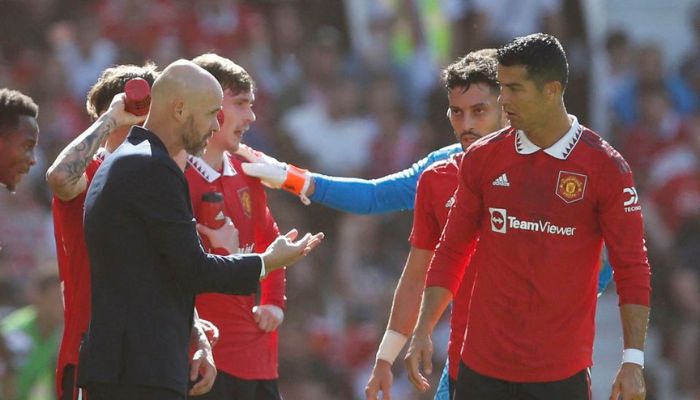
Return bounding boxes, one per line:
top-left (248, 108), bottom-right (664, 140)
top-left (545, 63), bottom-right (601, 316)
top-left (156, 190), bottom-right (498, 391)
top-left (186, 152), bottom-right (236, 183)
top-left (95, 147), bottom-right (110, 161)
top-left (515, 115), bottom-right (583, 160)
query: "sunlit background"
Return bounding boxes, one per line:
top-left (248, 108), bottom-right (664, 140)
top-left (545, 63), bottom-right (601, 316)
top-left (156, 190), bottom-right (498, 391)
top-left (1, 0), bottom-right (699, 399)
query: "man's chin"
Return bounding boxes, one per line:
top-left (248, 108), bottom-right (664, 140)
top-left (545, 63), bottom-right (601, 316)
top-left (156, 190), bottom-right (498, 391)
top-left (187, 146), bottom-right (206, 157)
top-left (460, 137), bottom-right (479, 150)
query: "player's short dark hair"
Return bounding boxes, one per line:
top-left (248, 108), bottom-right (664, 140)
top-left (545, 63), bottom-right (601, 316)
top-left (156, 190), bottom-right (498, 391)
top-left (192, 53), bottom-right (255, 95)
top-left (442, 48), bottom-right (499, 94)
top-left (497, 33), bottom-right (569, 91)
top-left (0, 88), bottom-right (38, 137)
top-left (86, 63), bottom-right (160, 121)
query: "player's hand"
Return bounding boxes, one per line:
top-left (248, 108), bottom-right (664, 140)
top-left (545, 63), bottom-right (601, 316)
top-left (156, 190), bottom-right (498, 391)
top-left (261, 229), bottom-right (324, 273)
top-left (188, 325), bottom-right (217, 396)
top-left (189, 346), bottom-right (217, 396)
top-left (252, 304), bottom-right (284, 332)
top-left (197, 318), bottom-right (220, 348)
top-left (236, 144), bottom-right (312, 204)
top-left (104, 93), bottom-right (147, 127)
top-left (404, 333), bottom-right (433, 392)
top-left (365, 359), bottom-right (394, 399)
top-left (196, 217), bottom-right (239, 253)
top-left (610, 363), bottom-right (646, 400)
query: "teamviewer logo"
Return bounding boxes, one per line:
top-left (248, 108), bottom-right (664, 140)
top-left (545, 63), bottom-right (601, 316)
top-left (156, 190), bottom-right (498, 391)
top-left (489, 208), bottom-right (507, 233)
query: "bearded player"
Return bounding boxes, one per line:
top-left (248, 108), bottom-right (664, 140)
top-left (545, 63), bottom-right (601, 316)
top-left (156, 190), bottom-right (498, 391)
top-left (364, 49), bottom-right (503, 400)
top-left (47, 64), bottom-right (220, 400)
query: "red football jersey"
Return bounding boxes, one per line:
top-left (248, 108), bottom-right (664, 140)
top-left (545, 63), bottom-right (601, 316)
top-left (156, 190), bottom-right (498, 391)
top-left (409, 152), bottom-right (475, 379)
top-left (186, 153), bottom-right (285, 380)
top-left (52, 149), bottom-right (106, 397)
top-left (426, 117), bottom-right (651, 382)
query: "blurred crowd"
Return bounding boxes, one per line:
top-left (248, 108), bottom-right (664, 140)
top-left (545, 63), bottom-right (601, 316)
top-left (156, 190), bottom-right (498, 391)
top-left (0, 0), bottom-right (698, 399)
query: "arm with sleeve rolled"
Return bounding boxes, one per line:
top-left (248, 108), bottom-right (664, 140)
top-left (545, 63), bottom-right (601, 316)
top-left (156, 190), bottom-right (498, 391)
top-left (597, 156), bottom-right (651, 400)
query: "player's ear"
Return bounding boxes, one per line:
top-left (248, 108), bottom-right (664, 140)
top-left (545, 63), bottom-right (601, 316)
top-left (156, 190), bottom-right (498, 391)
top-left (173, 99), bottom-right (186, 123)
top-left (543, 81), bottom-right (562, 100)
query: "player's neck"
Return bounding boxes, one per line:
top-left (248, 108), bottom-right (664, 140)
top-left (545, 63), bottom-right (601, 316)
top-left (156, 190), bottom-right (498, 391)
top-left (523, 106), bottom-right (571, 149)
top-left (202, 146), bottom-right (224, 171)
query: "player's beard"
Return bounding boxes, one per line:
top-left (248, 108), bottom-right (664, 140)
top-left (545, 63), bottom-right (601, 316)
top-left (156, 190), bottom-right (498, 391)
top-left (182, 116), bottom-right (211, 157)
top-left (459, 131), bottom-right (482, 150)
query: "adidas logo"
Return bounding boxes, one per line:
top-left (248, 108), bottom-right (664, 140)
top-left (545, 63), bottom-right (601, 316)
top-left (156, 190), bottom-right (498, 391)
top-left (215, 211), bottom-right (225, 220)
top-left (492, 173), bottom-right (510, 187)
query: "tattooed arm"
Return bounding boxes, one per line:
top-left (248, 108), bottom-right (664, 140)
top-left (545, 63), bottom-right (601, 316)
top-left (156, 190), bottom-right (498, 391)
top-left (46, 93), bottom-right (145, 201)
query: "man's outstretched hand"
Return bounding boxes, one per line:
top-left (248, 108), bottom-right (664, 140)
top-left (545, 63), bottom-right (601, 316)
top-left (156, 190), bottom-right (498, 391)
top-left (261, 229), bottom-right (323, 273)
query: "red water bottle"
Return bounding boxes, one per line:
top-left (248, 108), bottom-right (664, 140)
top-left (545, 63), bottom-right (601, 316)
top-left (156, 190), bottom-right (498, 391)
top-left (199, 192), bottom-right (226, 229)
top-left (197, 191), bottom-right (227, 252)
top-left (124, 78), bottom-right (151, 116)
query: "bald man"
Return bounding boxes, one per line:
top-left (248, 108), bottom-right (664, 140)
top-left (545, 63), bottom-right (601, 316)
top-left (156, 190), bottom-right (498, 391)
top-left (78, 60), bottom-right (323, 400)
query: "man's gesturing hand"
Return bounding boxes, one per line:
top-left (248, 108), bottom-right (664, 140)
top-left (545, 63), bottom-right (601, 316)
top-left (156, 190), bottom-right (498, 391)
top-left (610, 363), bottom-right (646, 400)
top-left (261, 229), bottom-right (324, 273)
top-left (404, 333), bottom-right (433, 392)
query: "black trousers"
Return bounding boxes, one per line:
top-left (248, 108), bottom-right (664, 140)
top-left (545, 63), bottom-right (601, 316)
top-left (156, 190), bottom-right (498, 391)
top-left (192, 370), bottom-right (282, 400)
top-left (60, 364), bottom-right (78, 400)
top-left (449, 377), bottom-right (456, 400)
top-left (85, 382), bottom-right (185, 400)
top-left (455, 361), bottom-right (590, 400)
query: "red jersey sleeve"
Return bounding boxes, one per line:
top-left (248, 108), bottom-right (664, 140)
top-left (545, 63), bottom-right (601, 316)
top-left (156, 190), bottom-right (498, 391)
top-left (409, 171), bottom-right (443, 250)
top-left (253, 183), bottom-right (286, 309)
top-left (425, 151), bottom-right (480, 295)
top-left (597, 151), bottom-right (651, 306)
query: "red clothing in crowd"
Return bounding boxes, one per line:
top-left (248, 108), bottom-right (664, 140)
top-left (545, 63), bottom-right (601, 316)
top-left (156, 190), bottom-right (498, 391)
top-left (426, 117), bottom-right (651, 382)
top-left (408, 152), bottom-right (475, 380)
top-left (185, 153), bottom-right (285, 380)
top-left (52, 149), bottom-right (106, 398)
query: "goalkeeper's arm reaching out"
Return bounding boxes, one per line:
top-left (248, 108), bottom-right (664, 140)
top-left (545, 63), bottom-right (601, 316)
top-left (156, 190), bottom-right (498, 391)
top-left (236, 143), bottom-right (462, 214)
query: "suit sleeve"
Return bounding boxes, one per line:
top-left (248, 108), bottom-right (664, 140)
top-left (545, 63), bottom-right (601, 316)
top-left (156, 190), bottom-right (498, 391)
top-left (425, 153), bottom-right (480, 295)
top-left (254, 184), bottom-right (286, 309)
top-left (133, 160), bottom-right (262, 295)
top-left (598, 154), bottom-right (651, 306)
top-left (309, 144), bottom-right (462, 214)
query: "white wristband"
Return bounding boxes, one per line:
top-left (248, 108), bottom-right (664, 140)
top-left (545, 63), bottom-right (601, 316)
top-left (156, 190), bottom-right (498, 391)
top-left (622, 348), bottom-right (644, 368)
top-left (376, 330), bottom-right (408, 364)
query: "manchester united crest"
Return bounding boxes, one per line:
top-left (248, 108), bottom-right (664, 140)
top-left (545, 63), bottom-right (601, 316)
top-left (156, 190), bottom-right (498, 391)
top-left (556, 171), bottom-right (587, 203)
top-left (237, 187), bottom-right (253, 218)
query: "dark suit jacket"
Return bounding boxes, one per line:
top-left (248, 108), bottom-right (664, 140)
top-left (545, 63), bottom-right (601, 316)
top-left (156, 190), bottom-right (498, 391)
top-left (78, 127), bottom-right (263, 395)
